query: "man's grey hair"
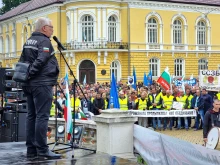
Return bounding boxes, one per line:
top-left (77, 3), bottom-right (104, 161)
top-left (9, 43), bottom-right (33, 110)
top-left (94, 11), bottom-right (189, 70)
top-left (35, 17), bottom-right (51, 32)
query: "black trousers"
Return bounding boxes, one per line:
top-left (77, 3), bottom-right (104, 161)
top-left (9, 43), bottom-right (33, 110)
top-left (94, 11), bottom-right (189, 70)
top-left (23, 85), bottom-right (53, 154)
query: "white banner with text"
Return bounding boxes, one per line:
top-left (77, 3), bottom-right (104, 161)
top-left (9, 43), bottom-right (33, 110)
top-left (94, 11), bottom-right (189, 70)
top-left (128, 110), bottom-right (197, 117)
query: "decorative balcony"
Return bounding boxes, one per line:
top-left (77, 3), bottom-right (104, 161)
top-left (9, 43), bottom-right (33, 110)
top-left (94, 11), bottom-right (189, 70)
top-left (63, 41), bottom-right (128, 50)
top-left (174, 44), bottom-right (185, 50)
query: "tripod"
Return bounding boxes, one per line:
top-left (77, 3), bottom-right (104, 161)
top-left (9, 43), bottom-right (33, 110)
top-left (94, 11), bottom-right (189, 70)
top-left (49, 46), bottom-right (96, 155)
top-left (47, 82), bottom-right (73, 152)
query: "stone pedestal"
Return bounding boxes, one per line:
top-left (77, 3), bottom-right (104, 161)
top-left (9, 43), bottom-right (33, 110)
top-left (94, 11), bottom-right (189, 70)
top-left (92, 109), bottom-right (137, 159)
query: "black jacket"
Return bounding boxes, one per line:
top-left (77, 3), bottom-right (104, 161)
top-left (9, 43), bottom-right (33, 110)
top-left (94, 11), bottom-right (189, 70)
top-left (93, 98), bottom-right (105, 115)
top-left (191, 95), bottom-right (204, 110)
top-left (20, 32), bottom-right (59, 86)
top-left (203, 109), bottom-right (220, 138)
top-left (81, 99), bottom-right (93, 114)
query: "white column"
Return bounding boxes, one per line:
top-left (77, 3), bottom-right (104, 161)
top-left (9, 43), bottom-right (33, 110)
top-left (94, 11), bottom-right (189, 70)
top-left (171, 24), bottom-right (174, 50)
top-left (102, 8), bottom-right (107, 41)
top-left (146, 23), bottom-right (149, 49)
top-left (70, 10), bottom-right (74, 41)
top-left (93, 110), bottom-right (137, 159)
top-left (98, 51), bottom-right (101, 64)
top-left (74, 8), bottom-right (78, 41)
top-left (160, 24), bottom-right (163, 50)
top-left (104, 51), bottom-right (108, 64)
top-left (208, 26), bottom-right (211, 50)
top-left (97, 7), bottom-right (101, 40)
top-left (70, 52), bottom-right (75, 65)
top-left (184, 25), bottom-right (188, 50)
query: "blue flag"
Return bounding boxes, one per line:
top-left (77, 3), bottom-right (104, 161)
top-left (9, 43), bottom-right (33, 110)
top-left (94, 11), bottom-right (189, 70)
top-left (109, 74), bottom-right (120, 109)
top-left (132, 66), bottom-right (137, 90)
top-left (147, 71), bottom-right (152, 85)
top-left (143, 72), bottom-right (148, 86)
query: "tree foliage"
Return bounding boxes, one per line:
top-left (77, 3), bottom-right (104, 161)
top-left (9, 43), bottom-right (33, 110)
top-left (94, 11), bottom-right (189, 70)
top-left (0, 0), bottom-right (31, 15)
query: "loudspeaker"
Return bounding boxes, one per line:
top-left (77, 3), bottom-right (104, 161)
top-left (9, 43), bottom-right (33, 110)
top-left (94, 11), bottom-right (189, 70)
top-left (0, 111), bottom-right (27, 142)
top-left (4, 101), bottom-right (27, 112)
top-left (0, 68), bottom-right (10, 93)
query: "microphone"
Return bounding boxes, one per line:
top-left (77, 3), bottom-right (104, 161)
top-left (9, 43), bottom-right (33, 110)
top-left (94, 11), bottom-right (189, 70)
top-left (53, 36), bottom-right (66, 50)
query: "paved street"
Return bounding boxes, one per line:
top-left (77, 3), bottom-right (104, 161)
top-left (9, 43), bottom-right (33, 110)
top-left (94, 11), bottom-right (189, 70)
top-left (158, 129), bottom-right (204, 146)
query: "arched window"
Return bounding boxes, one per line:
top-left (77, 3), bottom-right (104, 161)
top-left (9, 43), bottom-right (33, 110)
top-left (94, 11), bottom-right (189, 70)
top-left (81, 15), bottom-right (94, 42)
top-left (108, 16), bottom-right (117, 42)
top-left (12, 34), bottom-right (16, 53)
top-left (0, 36), bottom-right (3, 53)
top-left (110, 61), bottom-right (121, 82)
top-left (149, 58), bottom-right (160, 77)
top-left (198, 58), bottom-right (208, 74)
top-left (174, 59), bottom-right (184, 77)
top-left (197, 21), bottom-right (206, 45)
top-left (66, 16), bottom-right (71, 43)
top-left (148, 18), bottom-right (158, 43)
top-left (5, 35), bottom-right (10, 53)
top-left (173, 20), bottom-right (182, 44)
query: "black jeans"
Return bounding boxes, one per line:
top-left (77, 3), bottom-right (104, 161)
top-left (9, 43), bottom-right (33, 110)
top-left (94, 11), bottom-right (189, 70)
top-left (23, 85), bottom-right (53, 154)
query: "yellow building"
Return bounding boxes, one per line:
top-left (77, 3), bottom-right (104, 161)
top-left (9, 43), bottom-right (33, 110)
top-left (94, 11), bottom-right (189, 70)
top-left (1, 0), bottom-right (220, 83)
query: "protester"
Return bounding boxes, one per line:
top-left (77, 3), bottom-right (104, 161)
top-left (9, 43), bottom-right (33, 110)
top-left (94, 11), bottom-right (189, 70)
top-left (203, 99), bottom-right (220, 144)
top-left (118, 91), bottom-right (128, 110)
top-left (136, 91), bottom-right (148, 128)
top-left (93, 93), bottom-right (105, 115)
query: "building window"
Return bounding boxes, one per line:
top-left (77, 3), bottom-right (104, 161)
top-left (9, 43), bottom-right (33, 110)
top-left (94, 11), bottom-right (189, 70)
top-left (197, 21), bottom-right (206, 45)
top-left (108, 16), bottom-right (117, 42)
top-left (198, 58), bottom-right (208, 74)
top-left (110, 61), bottom-right (121, 82)
top-left (173, 20), bottom-right (182, 44)
top-left (0, 36), bottom-right (3, 53)
top-left (81, 15), bottom-right (94, 42)
top-left (148, 18), bottom-right (158, 43)
top-left (149, 58), bottom-right (159, 77)
top-left (174, 58), bottom-right (184, 77)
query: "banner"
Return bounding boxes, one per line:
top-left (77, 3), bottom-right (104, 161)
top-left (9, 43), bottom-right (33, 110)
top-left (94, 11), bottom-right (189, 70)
top-left (134, 125), bottom-right (220, 165)
top-left (199, 70), bottom-right (220, 91)
top-left (174, 78), bottom-right (196, 86)
top-left (127, 76), bottom-right (134, 85)
top-left (128, 110), bottom-right (197, 117)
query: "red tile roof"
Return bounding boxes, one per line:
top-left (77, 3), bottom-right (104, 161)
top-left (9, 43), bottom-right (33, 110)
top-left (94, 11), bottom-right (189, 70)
top-left (0, 0), bottom-right (64, 21)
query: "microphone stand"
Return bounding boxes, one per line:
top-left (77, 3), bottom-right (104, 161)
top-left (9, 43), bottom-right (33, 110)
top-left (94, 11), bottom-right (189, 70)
top-left (47, 83), bottom-right (73, 152)
top-left (51, 46), bottom-right (96, 155)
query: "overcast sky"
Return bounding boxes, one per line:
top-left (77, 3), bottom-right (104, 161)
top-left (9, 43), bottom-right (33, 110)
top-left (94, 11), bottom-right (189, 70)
top-left (0, 0), bottom-right (2, 8)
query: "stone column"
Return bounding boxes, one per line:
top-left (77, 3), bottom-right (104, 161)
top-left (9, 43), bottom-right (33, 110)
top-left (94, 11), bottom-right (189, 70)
top-left (93, 109), bottom-right (137, 159)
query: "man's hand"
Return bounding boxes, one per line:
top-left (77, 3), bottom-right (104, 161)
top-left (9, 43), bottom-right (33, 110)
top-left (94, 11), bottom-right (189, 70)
top-left (153, 103), bottom-right (157, 107)
top-left (194, 107), bottom-right (198, 110)
top-left (204, 138), bottom-right (208, 143)
top-left (98, 109), bottom-right (102, 113)
top-left (164, 105), bottom-right (167, 109)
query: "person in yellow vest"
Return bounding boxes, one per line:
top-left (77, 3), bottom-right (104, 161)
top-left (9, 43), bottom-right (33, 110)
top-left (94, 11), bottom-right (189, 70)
top-left (90, 92), bottom-right (97, 103)
top-left (176, 90), bottom-right (189, 130)
top-left (50, 102), bottom-right (56, 117)
top-left (216, 91), bottom-right (220, 100)
top-left (136, 91), bottom-right (148, 128)
top-left (148, 88), bottom-right (163, 131)
top-left (70, 94), bottom-right (81, 119)
top-left (162, 90), bottom-right (174, 130)
top-left (186, 88), bottom-right (194, 128)
top-left (119, 91), bottom-right (128, 110)
top-left (102, 93), bottom-right (109, 109)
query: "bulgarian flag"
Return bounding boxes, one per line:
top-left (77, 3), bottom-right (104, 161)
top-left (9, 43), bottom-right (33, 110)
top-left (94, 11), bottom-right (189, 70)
top-left (78, 108), bottom-right (87, 120)
top-left (157, 67), bottom-right (171, 90)
top-left (64, 74), bottom-right (73, 140)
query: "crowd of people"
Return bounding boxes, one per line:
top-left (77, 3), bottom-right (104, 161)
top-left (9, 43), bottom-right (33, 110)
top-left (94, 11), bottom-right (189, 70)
top-left (52, 79), bottom-right (219, 135)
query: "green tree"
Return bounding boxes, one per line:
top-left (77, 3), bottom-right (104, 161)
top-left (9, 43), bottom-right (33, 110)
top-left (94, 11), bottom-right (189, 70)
top-left (0, 0), bottom-right (31, 15)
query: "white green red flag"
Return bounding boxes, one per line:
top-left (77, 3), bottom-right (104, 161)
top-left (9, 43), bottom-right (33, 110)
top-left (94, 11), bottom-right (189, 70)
top-left (64, 73), bottom-right (73, 140)
top-left (157, 67), bottom-right (171, 90)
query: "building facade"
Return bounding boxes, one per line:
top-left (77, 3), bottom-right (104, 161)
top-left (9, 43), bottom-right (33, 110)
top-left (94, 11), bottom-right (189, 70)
top-left (1, 0), bottom-right (220, 83)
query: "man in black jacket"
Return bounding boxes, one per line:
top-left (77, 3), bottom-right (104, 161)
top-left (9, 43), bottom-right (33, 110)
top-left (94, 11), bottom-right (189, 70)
top-left (20, 17), bottom-right (61, 159)
top-left (203, 99), bottom-right (220, 143)
top-left (93, 93), bottom-right (105, 115)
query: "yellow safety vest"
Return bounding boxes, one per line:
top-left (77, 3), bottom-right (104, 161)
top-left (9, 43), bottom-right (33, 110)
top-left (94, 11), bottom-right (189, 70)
top-left (119, 98), bottom-right (128, 110)
top-left (50, 102), bottom-right (55, 117)
top-left (91, 97), bottom-right (95, 103)
top-left (148, 94), bottom-right (162, 109)
top-left (176, 95), bottom-right (188, 109)
top-left (217, 93), bottom-right (220, 100)
top-left (138, 99), bottom-right (147, 110)
top-left (70, 98), bottom-right (81, 110)
top-left (186, 95), bottom-right (194, 109)
top-left (163, 95), bottom-right (174, 110)
top-left (104, 99), bottom-right (108, 109)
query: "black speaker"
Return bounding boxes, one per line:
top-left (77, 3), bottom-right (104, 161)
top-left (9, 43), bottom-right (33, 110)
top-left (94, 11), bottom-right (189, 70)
top-left (0, 111), bottom-right (27, 142)
top-left (5, 91), bottom-right (26, 100)
top-left (0, 68), bottom-right (10, 93)
top-left (4, 101), bottom-right (27, 112)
